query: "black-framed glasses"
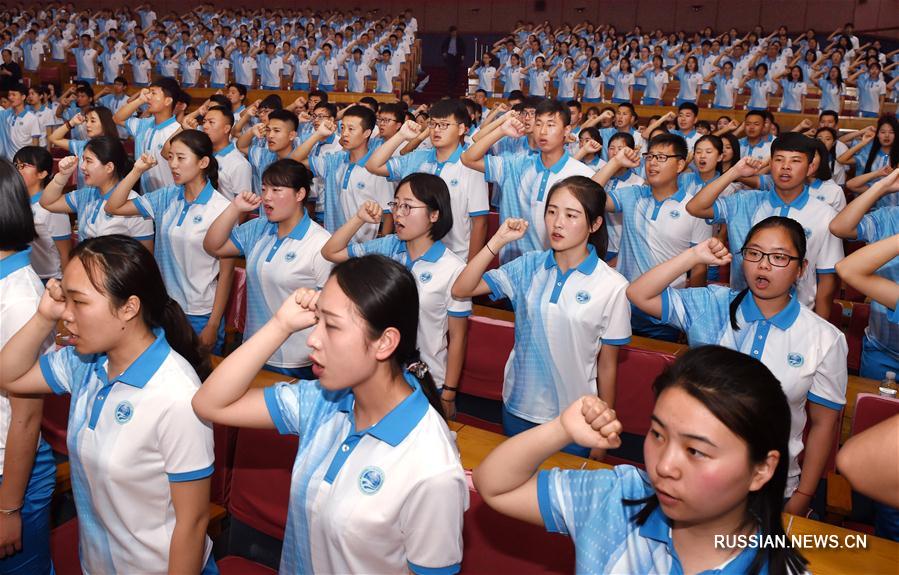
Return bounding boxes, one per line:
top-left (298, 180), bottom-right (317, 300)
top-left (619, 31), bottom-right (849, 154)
top-left (376, 116), bottom-right (398, 124)
top-left (740, 248), bottom-right (800, 267)
top-left (14, 161), bottom-right (34, 170)
top-left (427, 120), bottom-right (460, 131)
top-left (642, 152), bottom-right (685, 163)
top-left (387, 201), bottom-right (428, 216)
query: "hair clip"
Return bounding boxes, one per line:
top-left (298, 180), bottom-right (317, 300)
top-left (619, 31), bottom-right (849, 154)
top-left (406, 361), bottom-right (429, 379)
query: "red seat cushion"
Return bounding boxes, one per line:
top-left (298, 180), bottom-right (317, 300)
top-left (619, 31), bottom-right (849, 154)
top-left (614, 346), bottom-right (676, 436)
top-left (846, 303), bottom-right (870, 372)
top-left (41, 393), bottom-right (70, 455)
top-left (211, 424), bottom-right (238, 506)
top-left (225, 267), bottom-right (247, 333)
top-left (459, 316), bottom-right (514, 401)
top-left (461, 490), bottom-right (574, 573)
top-left (228, 427), bottom-right (297, 540)
top-left (217, 556), bottom-right (278, 574)
top-left (852, 393), bottom-right (899, 436)
top-left (50, 519), bottom-right (81, 575)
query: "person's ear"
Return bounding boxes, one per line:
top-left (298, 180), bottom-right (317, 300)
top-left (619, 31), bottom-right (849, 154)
top-left (373, 326), bottom-right (401, 361)
top-left (590, 216), bottom-right (603, 234)
top-left (117, 295), bottom-right (142, 323)
top-left (749, 449), bottom-right (780, 492)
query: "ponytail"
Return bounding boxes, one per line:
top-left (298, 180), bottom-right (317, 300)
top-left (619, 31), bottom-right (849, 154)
top-left (403, 349), bottom-right (445, 419)
top-left (729, 287), bottom-right (751, 331)
top-left (160, 297), bottom-right (211, 380)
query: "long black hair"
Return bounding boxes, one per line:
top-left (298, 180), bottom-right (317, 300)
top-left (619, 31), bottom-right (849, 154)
top-left (625, 345), bottom-right (807, 575)
top-left (397, 173), bottom-right (454, 241)
top-left (170, 130), bottom-right (219, 190)
top-left (331, 255), bottom-right (444, 418)
top-left (544, 176), bottom-right (608, 259)
top-left (0, 159), bottom-right (36, 251)
top-left (729, 216), bottom-right (807, 330)
top-left (70, 235), bottom-right (210, 379)
top-left (815, 127), bottom-right (838, 176)
top-left (864, 116), bottom-right (899, 174)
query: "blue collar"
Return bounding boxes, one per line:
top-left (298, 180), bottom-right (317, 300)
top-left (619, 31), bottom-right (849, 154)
top-left (335, 372), bottom-right (430, 446)
top-left (767, 186), bottom-right (810, 211)
top-left (639, 506), bottom-right (767, 574)
top-left (397, 239), bottom-right (447, 265)
top-left (153, 115), bottom-right (177, 130)
top-left (180, 180), bottom-right (215, 205)
top-left (543, 244), bottom-right (599, 273)
top-left (215, 142), bottom-right (236, 157)
top-left (271, 210), bottom-right (312, 240)
top-left (30, 191), bottom-right (42, 205)
top-left (0, 248), bottom-right (32, 280)
top-left (536, 152), bottom-right (571, 174)
top-left (740, 292), bottom-right (801, 330)
top-left (427, 144), bottom-right (464, 166)
top-left (347, 147), bottom-right (374, 168)
top-left (673, 129), bottom-right (696, 140)
top-left (98, 326), bottom-right (171, 389)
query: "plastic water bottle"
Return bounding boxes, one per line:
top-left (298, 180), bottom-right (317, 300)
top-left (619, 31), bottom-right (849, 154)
top-left (880, 371), bottom-right (898, 397)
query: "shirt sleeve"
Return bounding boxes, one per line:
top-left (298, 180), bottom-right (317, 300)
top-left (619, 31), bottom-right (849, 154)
top-left (466, 172), bottom-right (490, 217)
top-left (855, 209), bottom-right (891, 243)
top-left (38, 346), bottom-right (87, 396)
top-left (814, 211), bottom-right (844, 274)
top-left (262, 379), bottom-right (336, 437)
top-left (807, 331), bottom-right (848, 411)
top-left (346, 235), bottom-right (398, 258)
top-left (311, 244), bottom-right (334, 290)
top-left (158, 387), bottom-right (215, 482)
top-left (48, 211), bottom-right (72, 240)
top-left (689, 211), bottom-right (713, 245)
top-left (662, 286), bottom-right (719, 333)
top-left (447, 264), bottom-right (473, 317)
top-left (600, 279), bottom-right (632, 345)
top-left (483, 154), bottom-right (504, 185)
top-left (385, 150), bottom-right (418, 182)
top-left (65, 187), bottom-right (88, 213)
top-left (400, 466), bottom-right (467, 575)
top-left (132, 187), bottom-right (166, 219)
top-left (482, 252), bottom-right (533, 304)
top-left (229, 218), bottom-right (260, 256)
top-left (125, 116), bottom-right (142, 138)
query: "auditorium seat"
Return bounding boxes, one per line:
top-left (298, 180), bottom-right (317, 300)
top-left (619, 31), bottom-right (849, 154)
top-left (211, 424), bottom-right (238, 507)
top-left (50, 518), bottom-right (81, 575)
top-left (454, 316), bottom-right (514, 434)
top-left (460, 489), bottom-right (574, 574)
top-left (846, 302), bottom-right (870, 372)
top-left (41, 393), bottom-right (71, 456)
top-left (614, 346), bottom-right (676, 437)
top-left (827, 393), bottom-right (899, 529)
top-left (217, 426), bottom-right (297, 573)
top-left (217, 556), bottom-right (277, 574)
top-left (224, 266), bottom-right (247, 352)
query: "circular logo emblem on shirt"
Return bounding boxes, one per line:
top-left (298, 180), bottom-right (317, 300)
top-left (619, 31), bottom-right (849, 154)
top-left (358, 466), bottom-right (385, 495)
top-left (419, 271), bottom-right (432, 283)
top-left (575, 290), bottom-right (591, 304)
top-left (114, 401), bottom-right (134, 424)
top-left (356, 181), bottom-right (366, 189)
top-left (669, 209), bottom-right (681, 219)
top-left (816, 195), bottom-right (825, 202)
top-left (787, 353), bottom-right (804, 368)
top-left (803, 227), bottom-right (812, 239)
top-left (285, 251), bottom-right (297, 262)
top-left (450, 178), bottom-right (460, 187)
top-left (192, 214), bottom-right (203, 224)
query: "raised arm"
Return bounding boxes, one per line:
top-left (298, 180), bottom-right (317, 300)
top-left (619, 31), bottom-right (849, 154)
top-left (830, 168), bottom-right (899, 239)
top-left (837, 128), bottom-right (876, 165)
top-left (626, 238), bottom-right (732, 319)
top-left (451, 218), bottom-right (528, 299)
top-left (365, 119), bottom-right (423, 177)
top-left (38, 156), bottom-right (78, 214)
top-left (835, 234), bottom-right (899, 310)
top-left (590, 147), bottom-right (640, 214)
top-left (687, 156), bottom-right (766, 219)
top-left (106, 153), bottom-right (157, 216)
top-left (460, 113), bottom-right (526, 174)
top-left (320, 201), bottom-right (383, 263)
top-left (203, 191), bottom-right (261, 258)
top-left (288, 118), bottom-right (336, 167)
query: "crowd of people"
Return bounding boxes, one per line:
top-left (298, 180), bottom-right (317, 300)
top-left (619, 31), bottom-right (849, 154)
top-left (0, 5), bottom-right (898, 575)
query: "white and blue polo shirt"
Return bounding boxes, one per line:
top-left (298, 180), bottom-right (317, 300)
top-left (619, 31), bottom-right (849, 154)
top-left (671, 129), bottom-right (701, 152)
top-left (133, 181), bottom-right (231, 316)
top-left (65, 186), bottom-right (154, 242)
top-left (758, 175), bottom-right (846, 212)
top-left (247, 138), bottom-right (288, 196)
top-left (856, 207), bottom-right (899, 370)
top-left (661, 285), bottom-right (847, 493)
top-left (603, 169), bottom-right (644, 259)
top-left (610, 184), bottom-right (713, 288)
top-left (263, 373), bottom-right (467, 574)
top-left (214, 142), bottom-right (253, 201)
top-left (710, 187), bottom-right (843, 309)
top-left (538, 465), bottom-right (768, 574)
top-left (309, 148), bottom-right (393, 243)
top-left (484, 151), bottom-right (594, 263)
top-left (739, 135), bottom-right (774, 161)
top-left (30, 192), bottom-right (72, 279)
top-left (483, 247), bottom-right (632, 423)
top-left (348, 237), bottom-right (472, 389)
top-left (229, 213), bottom-right (332, 368)
top-left (0, 249), bottom-right (53, 475)
top-left (39, 328), bottom-right (215, 573)
top-left (125, 115), bottom-right (179, 192)
top-left (386, 145), bottom-right (490, 260)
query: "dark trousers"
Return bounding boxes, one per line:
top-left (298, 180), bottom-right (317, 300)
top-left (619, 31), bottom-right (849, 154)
top-left (445, 54), bottom-right (462, 95)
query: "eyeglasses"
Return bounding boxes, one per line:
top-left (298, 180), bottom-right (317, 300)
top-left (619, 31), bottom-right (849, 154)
top-left (312, 113), bottom-right (332, 121)
top-left (740, 248), bottom-right (800, 267)
top-left (387, 201), bottom-right (428, 216)
top-left (14, 161), bottom-right (34, 170)
top-left (427, 120), bottom-right (459, 131)
top-left (376, 116), bottom-right (398, 124)
top-left (642, 152), bottom-right (685, 163)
